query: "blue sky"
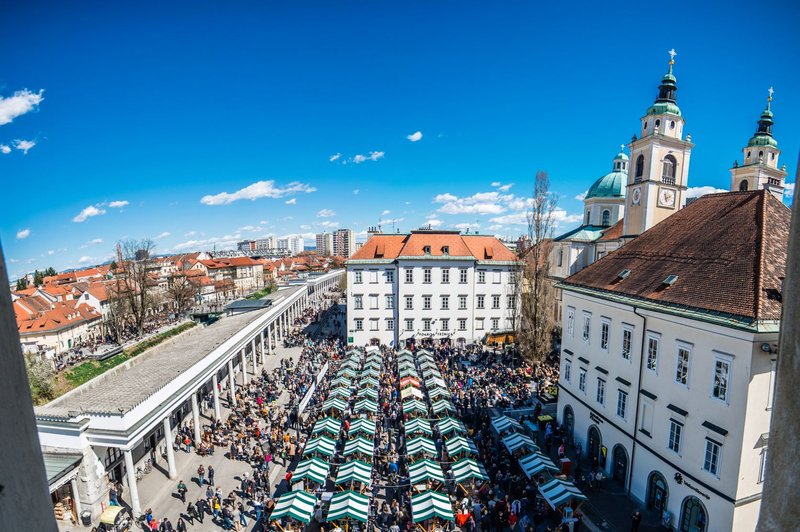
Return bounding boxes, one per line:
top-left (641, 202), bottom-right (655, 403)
top-left (2, 1), bottom-right (798, 280)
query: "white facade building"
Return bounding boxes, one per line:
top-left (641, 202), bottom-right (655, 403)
top-left (316, 232), bottom-right (334, 255)
top-left (277, 235), bottom-right (304, 255)
top-left (345, 230), bottom-right (518, 347)
top-left (333, 228), bottom-right (356, 258)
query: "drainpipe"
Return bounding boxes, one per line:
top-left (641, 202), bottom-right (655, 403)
top-left (628, 305), bottom-right (647, 497)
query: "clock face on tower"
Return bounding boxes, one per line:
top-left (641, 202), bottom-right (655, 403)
top-left (658, 187), bottom-right (676, 208)
top-left (631, 187), bottom-right (641, 205)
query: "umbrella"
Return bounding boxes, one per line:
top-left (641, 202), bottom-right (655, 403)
top-left (444, 436), bottom-right (478, 457)
top-left (312, 417), bottom-right (343, 437)
top-left (538, 478), bottom-right (588, 509)
top-left (343, 437), bottom-right (374, 459)
top-left (334, 460), bottom-right (373, 486)
top-left (450, 458), bottom-right (489, 483)
top-left (303, 436), bottom-right (337, 458)
top-left (491, 415), bottom-right (523, 434)
top-left (327, 490), bottom-right (371, 523)
top-left (408, 459), bottom-right (445, 484)
top-left (269, 491), bottom-right (317, 523)
top-left (518, 452), bottom-right (559, 479)
top-left (291, 457), bottom-right (331, 486)
top-left (502, 433), bottom-right (538, 454)
top-left (411, 490), bottom-right (454, 523)
top-left (404, 418), bottom-right (433, 436)
top-left (348, 418), bottom-right (376, 437)
top-left (406, 436), bottom-right (437, 458)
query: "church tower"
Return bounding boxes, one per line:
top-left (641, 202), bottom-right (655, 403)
top-left (623, 50), bottom-right (694, 237)
top-left (729, 88), bottom-right (787, 201)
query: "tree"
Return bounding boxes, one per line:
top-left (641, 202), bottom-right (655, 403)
top-left (15, 277), bottom-right (28, 291)
top-left (33, 269), bottom-right (44, 287)
top-left (515, 170), bottom-right (558, 365)
top-left (44, 266), bottom-right (57, 277)
top-left (25, 353), bottom-right (55, 405)
top-left (109, 239), bottom-right (157, 337)
top-left (166, 272), bottom-right (198, 315)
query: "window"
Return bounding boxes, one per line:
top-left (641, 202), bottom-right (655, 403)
top-left (557, 249), bottom-right (563, 267)
top-left (584, 210), bottom-right (590, 224)
top-left (354, 271), bottom-right (363, 284)
top-left (385, 294), bottom-right (394, 309)
top-left (703, 440), bottom-right (721, 476)
top-left (668, 420), bottom-right (683, 453)
top-left (423, 245), bottom-right (431, 254)
top-left (507, 295), bottom-right (516, 309)
top-left (458, 295), bottom-right (467, 310)
top-left (739, 180), bottom-right (749, 191)
top-left (600, 319), bottom-right (610, 351)
top-left (423, 268), bottom-right (432, 283)
top-left (405, 319), bottom-right (414, 331)
top-left (621, 327), bottom-right (632, 360)
top-left (442, 245), bottom-right (449, 255)
top-left (386, 270), bottom-right (394, 283)
top-left (458, 318), bottom-right (467, 331)
top-left (423, 319), bottom-right (432, 331)
top-left (386, 318), bottom-right (394, 331)
top-left (405, 269), bottom-right (413, 283)
top-left (646, 335), bottom-right (659, 372)
top-left (509, 271), bottom-right (517, 284)
top-left (602, 209), bottom-right (611, 226)
top-left (441, 295), bottom-right (449, 310)
top-left (355, 319), bottom-right (364, 331)
top-left (478, 270), bottom-right (486, 284)
top-left (492, 270), bottom-right (501, 284)
top-left (596, 378), bottom-right (606, 405)
top-left (578, 369), bottom-right (587, 393)
top-left (566, 307), bottom-right (575, 337)
top-left (492, 295), bottom-right (501, 309)
top-left (635, 155), bottom-right (644, 182)
top-left (640, 400), bottom-right (654, 435)
top-left (404, 295), bottom-right (413, 310)
top-left (423, 296), bottom-right (432, 310)
top-left (441, 318), bottom-right (449, 331)
top-left (675, 344), bottom-right (691, 386)
top-left (712, 355), bottom-right (732, 403)
top-left (369, 294), bottom-right (379, 310)
top-left (475, 318), bottom-right (484, 330)
top-left (459, 268), bottom-right (468, 284)
top-left (369, 270), bottom-right (378, 283)
top-left (477, 295), bottom-right (485, 309)
top-left (662, 154), bottom-right (677, 185)
top-left (759, 448), bottom-right (768, 484)
top-left (369, 319), bottom-right (379, 331)
top-left (655, 119), bottom-right (661, 128)
top-left (354, 295), bottom-right (363, 310)
top-left (441, 269), bottom-right (450, 283)
top-left (564, 361), bottom-right (572, 383)
top-left (768, 358), bottom-right (777, 410)
top-left (582, 313), bottom-right (591, 342)
top-left (491, 318), bottom-right (499, 330)
top-left (616, 389), bottom-right (628, 419)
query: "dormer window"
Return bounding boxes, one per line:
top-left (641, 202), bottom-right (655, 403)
top-left (441, 246), bottom-right (449, 255)
top-left (423, 245), bottom-right (431, 254)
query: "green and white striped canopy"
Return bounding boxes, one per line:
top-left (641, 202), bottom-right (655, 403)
top-left (327, 490), bottom-right (371, 523)
top-left (450, 458), bottom-right (489, 482)
top-left (358, 376), bottom-right (380, 389)
top-left (359, 367), bottom-right (380, 378)
top-left (357, 387), bottom-right (379, 400)
top-left (431, 399), bottom-right (456, 416)
top-left (328, 386), bottom-right (352, 400)
top-left (421, 367), bottom-right (442, 379)
top-left (354, 398), bottom-right (378, 414)
top-left (402, 399), bottom-right (428, 415)
top-left (397, 349), bottom-right (413, 357)
top-left (398, 360), bottom-right (417, 373)
top-left (436, 417), bottom-right (466, 436)
top-left (269, 490), bottom-right (317, 523)
top-left (322, 397), bottom-right (349, 413)
top-left (365, 345), bottom-right (380, 355)
top-left (334, 460), bottom-right (373, 486)
top-left (366, 351), bottom-right (383, 362)
top-left (330, 376), bottom-right (353, 389)
top-left (415, 349), bottom-right (433, 358)
top-left (348, 417), bottom-right (376, 437)
top-left (444, 436), bottom-right (478, 457)
top-left (406, 436), bottom-right (437, 458)
top-left (292, 457), bottom-right (331, 485)
top-left (491, 415), bottom-right (523, 434)
top-left (312, 416), bottom-right (342, 437)
top-left (518, 451), bottom-right (559, 478)
top-left (340, 358), bottom-right (361, 370)
top-left (419, 359), bottom-right (437, 371)
top-left (409, 459), bottom-right (445, 484)
top-left (303, 436), bottom-right (337, 458)
top-left (401, 387), bottom-right (424, 401)
top-left (404, 418), bottom-right (433, 436)
top-left (364, 359), bottom-right (382, 371)
top-left (411, 490), bottom-right (453, 523)
top-left (343, 437), bottom-right (374, 458)
top-left (346, 349), bottom-right (362, 357)
top-left (538, 478), bottom-right (587, 509)
top-left (502, 433), bottom-right (538, 454)
top-left (399, 366), bottom-right (419, 378)
top-left (336, 367), bottom-right (357, 379)
top-left (425, 376), bottom-right (447, 389)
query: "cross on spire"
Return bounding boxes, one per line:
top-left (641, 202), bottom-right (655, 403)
top-left (767, 86), bottom-right (774, 111)
top-left (620, 144), bottom-right (626, 152)
top-left (668, 48), bottom-right (677, 62)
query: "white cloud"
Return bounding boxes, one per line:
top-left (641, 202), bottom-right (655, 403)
top-left (0, 89), bottom-right (44, 126)
top-left (352, 151), bottom-right (384, 164)
top-left (73, 205), bottom-right (107, 223)
top-left (81, 238), bottom-right (104, 248)
top-left (575, 191), bottom-right (588, 201)
top-left (329, 152), bottom-right (341, 162)
top-left (784, 183), bottom-right (795, 199)
top-left (200, 180), bottom-right (316, 205)
top-left (454, 222), bottom-right (480, 231)
top-left (381, 210), bottom-right (391, 216)
top-left (489, 212), bottom-right (528, 225)
top-left (16, 228), bottom-right (30, 240)
top-left (317, 208), bottom-right (336, 218)
top-left (407, 131), bottom-right (423, 142)
top-left (490, 181), bottom-right (501, 187)
top-left (434, 191), bottom-right (508, 215)
top-left (285, 198), bottom-right (297, 205)
top-left (14, 139), bottom-right (36, 154)
top-left (425, 218), bottom-right (443, 227)
top-left (553, 208), bottom-right (583, 225)
top-left (78, 256), bottom-right (96, 264)
top-left (155, 232), bottom-right (171, 240)
top-left (47, 249), bottom-right (54, 255)
top-left (320, 220), bottom-right (339, 228)
top-left (685, 186), bottom-right (727, 199)
top-left (353, 189), bottom-right (360, 195)
top-left (491, 182), bottom-right (513, 192)
top-left (0, 144), bottom-right (10, 154)
top-left (184, 231), bottom-right (198, 237)
top-left (108, 200), bottom-right (129, 208)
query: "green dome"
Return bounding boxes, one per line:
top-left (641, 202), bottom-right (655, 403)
top-left (615, 151), bottom-right (629, 161)
top-left (748, 134), bottom-right (778, 148)
top-left (646, 101), bottom-right (682, 117)
top-left (585, 170), bottom-right (626, 200)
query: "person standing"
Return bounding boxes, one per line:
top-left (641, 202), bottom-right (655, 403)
top-left (197, 464), bottom-right (205, 485)
top-left (177, 480), bottom-right (187, 503)
top-left (631, 510), bottom-right (642, 532)
top-left (208, 465), bottom-right (215, 486)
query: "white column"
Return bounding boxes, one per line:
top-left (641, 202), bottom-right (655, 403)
top-left (252, 338), bottom-right (258, 375)
top-left (260, 331), bottom-right (266, 361)
top-left (163, 417), bottom-right (177, 479)
top-left (191, 393), bottom-right (201, 444)
top-left (211, 374), bottom-right (222, 421)
top-left (270, 324), bottom-right (276, 354)
top-left (124, 449), bottom-right (142, 516)
top-left (241, 349), bottom-right (248, 385)
top-left (70, 477), bottom-right (83, 517)
top-left (228, 359), bottom-right (237, 407)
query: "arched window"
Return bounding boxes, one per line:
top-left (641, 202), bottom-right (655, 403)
top-left (662, 154), bottom-right (677, 185)
top-left (679, 497), bottom-right (707, 532)
top-left (635, 155), bottom-right (644, 183)
top-left (584, 210), bottom-right (590, 225)
top-left (739, 180), bottom-right (749, 191)
top-left (602, 210), bottom-right (611, 226)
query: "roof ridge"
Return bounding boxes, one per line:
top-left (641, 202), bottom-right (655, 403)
top-left (754, 189), bottom-right (767, 319)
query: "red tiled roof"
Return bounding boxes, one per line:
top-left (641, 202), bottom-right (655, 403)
top-left (17, 300), bottom-right (101, 335)
top-left (598, 220), bottom-right (624, 241)
top-left (200, 257), bottom-right (261, 269)
top-left (563, 190), bottom-right (790, 321)
top-left (349, 232), bottom-right (516, 261)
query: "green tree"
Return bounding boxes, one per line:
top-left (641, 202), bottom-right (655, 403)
top-left (15, 277), bottom-right (28, 291)
top-left (25, 353), bottom-right (56, 405)
top-left (33, 270), bottom-right (44, 286)
top-left (44, 266), bottom-right (57, 277)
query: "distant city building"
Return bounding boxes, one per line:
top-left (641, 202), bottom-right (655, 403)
top-left (255, 236), bottom-right (276, 252)
top-left (277, 236), bottom-right (304, 255)
top-left (333, 228), bottom-right (356, 258)
top-left (315, 232), bottom-right (334, 255)
top-left (237, 240), bottom-right (256, 252)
